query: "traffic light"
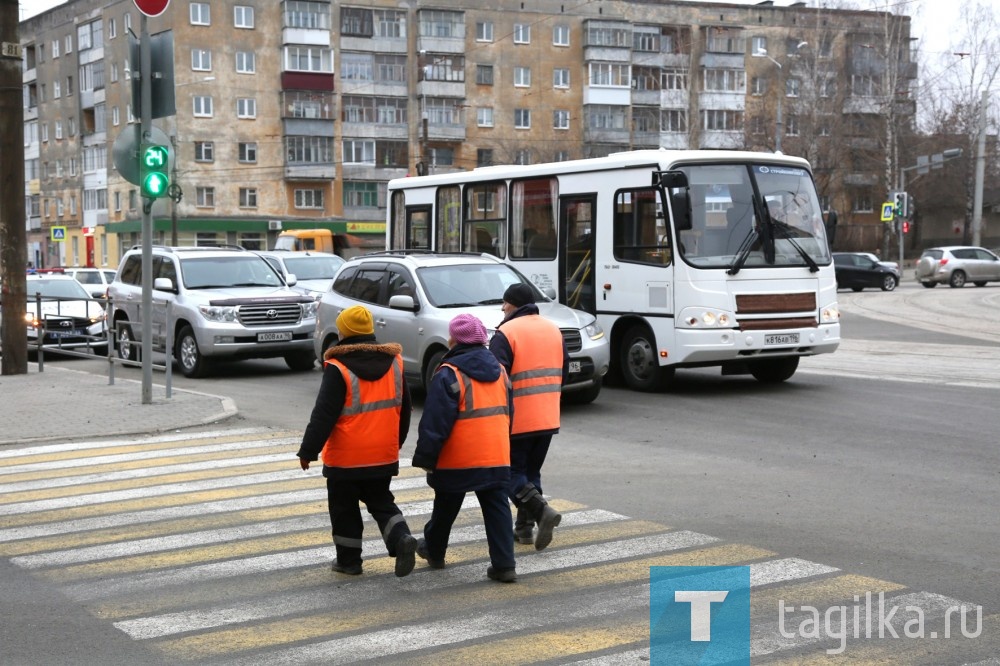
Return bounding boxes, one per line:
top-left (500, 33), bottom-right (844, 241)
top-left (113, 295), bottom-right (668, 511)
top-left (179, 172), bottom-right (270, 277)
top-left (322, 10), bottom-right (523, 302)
top-left (902, 220), bottom-right (910, 234)
top-left (894, 191), bottom-right (909, 218)
top-left (140, 143), bottom-right (170, 198)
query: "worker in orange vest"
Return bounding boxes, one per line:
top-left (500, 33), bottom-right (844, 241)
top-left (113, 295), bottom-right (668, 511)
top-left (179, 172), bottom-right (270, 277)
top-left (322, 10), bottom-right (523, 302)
top-left (413, 313), bottom-right (517, 583)
top-left (297, 305), bottom-right (418, 578)
top-left (490, 283), bottom-right (569, 551)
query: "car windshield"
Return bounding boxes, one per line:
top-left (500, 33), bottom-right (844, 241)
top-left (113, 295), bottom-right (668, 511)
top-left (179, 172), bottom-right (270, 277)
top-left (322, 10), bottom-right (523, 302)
top-left (27, 279), bottom-right (90, 299)
top-left (180, 256), bottom-right (284, 289)
top-left (281, 255), bottom-right (344, 280)
top-left (416, 263), bottom-right (541, 308)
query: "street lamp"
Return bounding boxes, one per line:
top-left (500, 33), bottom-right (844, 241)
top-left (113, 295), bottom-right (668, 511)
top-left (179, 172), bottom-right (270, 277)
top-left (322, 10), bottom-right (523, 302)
top-left (756, 42), bottom-right (807, 154)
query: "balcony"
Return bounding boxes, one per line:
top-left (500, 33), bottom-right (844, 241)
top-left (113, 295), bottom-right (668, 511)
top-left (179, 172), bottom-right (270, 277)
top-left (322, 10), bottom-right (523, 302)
top-left (285, 164), bottom-right (336, 180)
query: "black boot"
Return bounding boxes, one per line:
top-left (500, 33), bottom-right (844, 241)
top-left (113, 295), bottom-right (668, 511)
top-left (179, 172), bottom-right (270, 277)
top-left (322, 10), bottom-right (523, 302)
top-left (514, 506), bottom-right (535, 545)
top-left (515, 483), bottom-right (561, 551)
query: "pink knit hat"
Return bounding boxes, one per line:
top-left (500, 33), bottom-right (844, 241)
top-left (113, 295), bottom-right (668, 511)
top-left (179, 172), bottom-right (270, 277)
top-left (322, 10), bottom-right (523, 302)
top-left (449, 314), bottom-right (489, 345)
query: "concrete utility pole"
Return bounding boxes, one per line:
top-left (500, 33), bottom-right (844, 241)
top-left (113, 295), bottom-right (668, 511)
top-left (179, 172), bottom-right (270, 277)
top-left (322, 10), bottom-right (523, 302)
top-left (972, 89), bottom-right (988, 247)
top-left (0, 0), bottom-right (29, 375)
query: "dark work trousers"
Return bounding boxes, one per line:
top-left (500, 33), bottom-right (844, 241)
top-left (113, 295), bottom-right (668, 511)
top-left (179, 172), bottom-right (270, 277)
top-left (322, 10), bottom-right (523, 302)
top-left (327, 476), bottom-right (411, 567)
top-left (508, 433), bottom-right (553, 502)
top-left (423, 486), bottom-right (516, 571)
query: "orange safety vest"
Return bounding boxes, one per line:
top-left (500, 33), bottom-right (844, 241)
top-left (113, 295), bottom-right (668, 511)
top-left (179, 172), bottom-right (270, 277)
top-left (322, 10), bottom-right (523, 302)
top-left (501, 315), bottom-right (563, 435)
top-left (321, 355), bottom-right (404, 469)
top-left (436, 363), bottom-right (511, 470)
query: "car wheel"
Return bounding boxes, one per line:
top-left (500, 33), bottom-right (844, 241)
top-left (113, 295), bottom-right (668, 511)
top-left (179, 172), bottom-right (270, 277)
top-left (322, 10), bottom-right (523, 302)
top-left (620, 325), bottom-right (674, 392)
top-left (749, 356), bottom-right (799, 383)
top-left (175, 325), bottom-right (210, 378)
top-left (561, 378), bottom-right (602, 405)
top-left (284, 351), bottom-right (316, 371)
top-left (423, 348), bottom-right (448, 393)
top-left (921, 281), bottom-right (936, 288)
top-left (881, 275), bottom-right (897, 291)
top-left (116, 319), bottom-right (139, 363)
top-left (974, 281), bottom-right (988, 287)
top-left (949, 270), bottom-right (967, 288)
top-left (851, 286), bottom-right (864, 292)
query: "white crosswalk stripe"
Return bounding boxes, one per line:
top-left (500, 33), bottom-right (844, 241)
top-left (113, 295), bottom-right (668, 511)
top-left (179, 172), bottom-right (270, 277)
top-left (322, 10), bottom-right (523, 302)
top-left (0, 427), bottom-right (992, 664)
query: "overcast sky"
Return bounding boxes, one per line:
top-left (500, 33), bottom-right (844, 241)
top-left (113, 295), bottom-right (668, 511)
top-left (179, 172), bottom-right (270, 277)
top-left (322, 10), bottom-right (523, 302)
top-left (17, 0), bottom-right (982, 74)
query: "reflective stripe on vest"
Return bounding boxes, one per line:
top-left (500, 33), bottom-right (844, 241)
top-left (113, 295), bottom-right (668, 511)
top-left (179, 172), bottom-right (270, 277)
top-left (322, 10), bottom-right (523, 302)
top-left (436, 362), bottom-right (511, 470)
top-left (321, 355), bottom-right (403, 469)
top-left (502, 315), bottom-right (562, 434)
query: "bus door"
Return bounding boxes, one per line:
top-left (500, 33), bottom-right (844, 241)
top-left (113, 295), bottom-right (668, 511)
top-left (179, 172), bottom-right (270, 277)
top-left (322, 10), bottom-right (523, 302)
top-left (405, 206), bottom-right (431, 250)
top-left (559, 194), bottom-right (596, 314)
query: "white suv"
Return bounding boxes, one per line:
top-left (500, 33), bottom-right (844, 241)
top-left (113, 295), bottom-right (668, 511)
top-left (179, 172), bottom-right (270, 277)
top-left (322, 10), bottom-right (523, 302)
top-left (314, 252), bottom-right (610, 404)
top-left (108, 246), bottom-right (318, 377)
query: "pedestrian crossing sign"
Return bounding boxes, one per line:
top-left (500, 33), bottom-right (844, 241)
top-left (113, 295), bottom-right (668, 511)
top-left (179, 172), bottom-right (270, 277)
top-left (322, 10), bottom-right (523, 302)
top-left (51, 226), bottom-right (67, 241)
top-left (880, 203), bottom-right (895, 222)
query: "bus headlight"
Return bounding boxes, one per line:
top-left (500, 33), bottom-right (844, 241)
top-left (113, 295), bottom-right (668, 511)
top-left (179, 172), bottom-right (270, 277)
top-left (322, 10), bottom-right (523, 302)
top-left (679, 307), bottom-right (735, 328)
top-left (820, 304), bottom-right (840, 323)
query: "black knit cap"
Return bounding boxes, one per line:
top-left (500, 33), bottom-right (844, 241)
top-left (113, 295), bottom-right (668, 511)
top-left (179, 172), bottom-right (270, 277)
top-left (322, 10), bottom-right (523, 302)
top-left (503, 283), bottom-right (535, 307)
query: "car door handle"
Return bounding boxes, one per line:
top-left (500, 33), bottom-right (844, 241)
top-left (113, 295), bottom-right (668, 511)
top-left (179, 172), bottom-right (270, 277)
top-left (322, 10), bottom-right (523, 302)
top-left (374, 318), bottom-right (387, 328)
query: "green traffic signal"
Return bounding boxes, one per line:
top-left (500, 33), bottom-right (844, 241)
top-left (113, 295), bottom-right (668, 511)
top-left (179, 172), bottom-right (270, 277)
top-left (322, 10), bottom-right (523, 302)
top-left (140, 144), bottom-right (170, 198)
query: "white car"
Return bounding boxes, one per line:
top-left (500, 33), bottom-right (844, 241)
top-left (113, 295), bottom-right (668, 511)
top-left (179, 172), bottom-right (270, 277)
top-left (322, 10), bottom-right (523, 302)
top-left (65, 267), bottom-right (118, 299)
top-left (314, 252), bottom-right (610, 404)
top-left (253, 250), bottom-right (345, 300)
top-left (24, 274), bottom-right (108, 352)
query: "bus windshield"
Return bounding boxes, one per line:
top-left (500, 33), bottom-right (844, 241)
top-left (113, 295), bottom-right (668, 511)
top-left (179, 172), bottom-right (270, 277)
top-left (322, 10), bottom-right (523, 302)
top-left (674, 163), bottom-right (830, 269)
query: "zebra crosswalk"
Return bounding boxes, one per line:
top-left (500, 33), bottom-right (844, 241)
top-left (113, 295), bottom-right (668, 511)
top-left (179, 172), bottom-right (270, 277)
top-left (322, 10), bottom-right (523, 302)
top-left (0, 427), bottom-right (995, 664)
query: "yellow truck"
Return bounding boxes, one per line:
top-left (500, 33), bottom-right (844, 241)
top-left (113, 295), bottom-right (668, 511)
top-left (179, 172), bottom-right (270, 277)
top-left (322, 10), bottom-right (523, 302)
top-left (274, 229), bottom-right (382, 259)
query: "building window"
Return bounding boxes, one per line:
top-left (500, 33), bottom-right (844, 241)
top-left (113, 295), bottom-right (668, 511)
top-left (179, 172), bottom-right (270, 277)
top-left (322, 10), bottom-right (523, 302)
top-left (554, 68), bottom-right (570, 88)
top-left (295, 188), bottom-right (325, 209)
top-left (476, 21), bottom-right (493, 42)
top-left (587, 25), bottom-right (628, 47)
top-left (238, 142), bottom-right (257, 163)
top-left (196, 186), bottom-right (215, 207)
top-left (516, 150), bottom-right (531, 165)
top-left (343, 182), bottom-right (381, 208)
top-left (701, 109), bottom-right (743, 131)
top-left (237, 97), bottom-right (257, 118)
top-left (193, 96), bottom-right (213, 117)
top-left (752, 36), bottom-right (766, 56)
top-left (53, 81), bottom-right (61, 98)
top-left (477, 149), bottom-right (494, 167)
top-left (286, 136), bottom-right (334, 164)
top-left (190, 3), bottom-right (210, 26)
top-left (194, 141), bottom-right (214, 162)
top-left (236, 51), bottom-right (255, 73)
top-left (476, 64), bottom-right (494, 86)
top-left (553, 24), bottom-right (569, 47)
top-left (477, 107), bottom-right (494, 127)
top-left (108, 18), bottom-right (116, 39)
top-left (341, 7), bottom-right (373, 37)
top-left (514, 67), bottom-right (531, 87)
top-left (52, 39), bottom-right (59, 58)
top-left (589, 63), bottom-right (630, 87)
top-left (421, 55), bottom-right (464, 82)
top-left (374, 9), bottom-right (405, 38)
top-left (703, 68), bottom-right (746, 92)
top-left (633, 29), bottom-right (659, 52)
top-left (343, 139), bottom-right (376, 164)
top-left (662, 109), bottom-right (687, 133)
top-left (430, 147), bottom-right (453, 167)
top-left (191, 48), bottom-right (211, 71)
top-left (284, 46), bottom-right (333, 73)
top-left (555, 151), bottom-right (570, 162)
top-left (234, 6), bottom-right (254, 28)
top-left (418, 10), bottom-right (464, 39)
top-left (239, 187), bottom-right (257, 207)
top-left (852, 192), bottom-right (873, 214)
top-left (751, 76), bottom-right (766, 96)
top-left (786, 115), bottom-right (799, 136)
top-left (284, 2), bottom-right (331, 29)
top-left (55, 121), bottom-right (63, 140)
top-left (786, 78), bottom-right (800, 97)
top-left (553, 109), bottom-right (570, 130)
top-left (514, 23), bottom-right (531, 44)
top-left (514, 108), bottom-right (531, 129)
top-left (114, 191), bottom-right (121, 212)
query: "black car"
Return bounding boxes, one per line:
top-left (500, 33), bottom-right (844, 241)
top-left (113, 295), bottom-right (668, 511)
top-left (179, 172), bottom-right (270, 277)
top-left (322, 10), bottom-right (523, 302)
top-left (833, 252), bottom-right (900, 292)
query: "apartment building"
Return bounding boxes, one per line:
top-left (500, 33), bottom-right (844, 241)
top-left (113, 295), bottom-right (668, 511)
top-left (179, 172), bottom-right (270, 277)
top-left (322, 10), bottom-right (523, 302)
top-left (20, 0), bottom-right (915, 268)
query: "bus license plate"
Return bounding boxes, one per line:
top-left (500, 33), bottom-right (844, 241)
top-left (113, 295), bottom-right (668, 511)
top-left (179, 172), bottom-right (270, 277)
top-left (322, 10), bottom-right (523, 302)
top-left (258, 331), bottom-right (292, 342)
top-left (765, 333), bottom-right (799, 346)
top-left (568, 360), bottom-right (581, 374)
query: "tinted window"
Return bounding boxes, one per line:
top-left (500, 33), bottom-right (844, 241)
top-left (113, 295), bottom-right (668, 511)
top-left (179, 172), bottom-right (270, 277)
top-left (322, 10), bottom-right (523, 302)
top-left (343, 268), bottom-right (385, 304)
top-left (833, 254), bottom-right (850, 266)
top-left (119, 255), bottom-right (141, 285)
top-left (951, 249), bottom-right (975, 260)
top-left (332, 266), bottom-right (358, 294)
top-left (75, 271), bottom-right (102, 284)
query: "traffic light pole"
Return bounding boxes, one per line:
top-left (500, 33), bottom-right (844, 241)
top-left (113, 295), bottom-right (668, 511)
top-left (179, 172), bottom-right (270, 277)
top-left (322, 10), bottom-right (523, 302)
top-left (139, 15), bottom-right (153, 404)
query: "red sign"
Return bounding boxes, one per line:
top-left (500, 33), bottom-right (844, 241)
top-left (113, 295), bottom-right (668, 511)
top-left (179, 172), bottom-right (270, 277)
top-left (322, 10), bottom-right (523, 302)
top-left (133, 0), bottom-right (170, 17)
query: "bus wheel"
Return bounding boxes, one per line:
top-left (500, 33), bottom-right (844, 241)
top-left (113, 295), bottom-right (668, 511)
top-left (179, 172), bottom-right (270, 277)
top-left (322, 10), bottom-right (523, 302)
top-left (620, 325), bottom-right (672, 392)
top-left (749, 357), bottom-right (799, 383)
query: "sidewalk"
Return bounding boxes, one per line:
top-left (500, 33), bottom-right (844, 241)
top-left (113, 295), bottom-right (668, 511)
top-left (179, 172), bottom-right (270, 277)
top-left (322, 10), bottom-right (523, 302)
top-left (0, 364), bottom-right (238, 446)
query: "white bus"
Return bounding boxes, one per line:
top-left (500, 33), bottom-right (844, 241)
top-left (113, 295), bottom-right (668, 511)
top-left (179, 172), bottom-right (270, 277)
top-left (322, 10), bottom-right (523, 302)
top-left (387, 150), bottom-right (840, 391)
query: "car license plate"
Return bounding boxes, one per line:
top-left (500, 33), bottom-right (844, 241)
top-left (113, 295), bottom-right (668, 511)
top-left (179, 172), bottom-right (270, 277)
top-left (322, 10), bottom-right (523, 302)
top-left (51, 329), bottom-right (83, 338)
top-left (765, 333), bottom-right (799, 346)
top-left (257, 331), bottom-right (292, 342)
top-left (568, 360), bottom-right (581, 374)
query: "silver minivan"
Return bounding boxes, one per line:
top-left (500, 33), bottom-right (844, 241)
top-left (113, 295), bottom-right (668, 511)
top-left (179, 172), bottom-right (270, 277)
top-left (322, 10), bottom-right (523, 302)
top-left (915, 246), bottom-right (1000, 288)
top-left (314, 252), bottom-right (610, 404)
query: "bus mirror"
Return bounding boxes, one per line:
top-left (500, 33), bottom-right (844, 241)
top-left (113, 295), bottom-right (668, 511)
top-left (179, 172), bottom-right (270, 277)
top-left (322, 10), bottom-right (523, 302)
top-left (652, 170), bottom-right (688, 189)
top-left (671, 190), bottom-right (692, 231)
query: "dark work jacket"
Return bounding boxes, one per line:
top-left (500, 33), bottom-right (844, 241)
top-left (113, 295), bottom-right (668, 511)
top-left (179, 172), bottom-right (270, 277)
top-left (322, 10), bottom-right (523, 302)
top-left (412, 344), bottom-right (513, 493)
top-left (489, 303), bottom-right (570, 440)
top-left (297, 334), bottom-right (412, 480)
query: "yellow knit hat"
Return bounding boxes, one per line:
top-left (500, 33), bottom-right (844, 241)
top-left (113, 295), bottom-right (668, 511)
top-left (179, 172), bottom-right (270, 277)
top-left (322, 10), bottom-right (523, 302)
top-left (336, 305), bottom-right (374, 338)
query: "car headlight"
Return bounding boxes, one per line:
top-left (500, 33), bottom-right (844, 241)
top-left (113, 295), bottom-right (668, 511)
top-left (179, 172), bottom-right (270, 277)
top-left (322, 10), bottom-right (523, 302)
top-left (302, 301), bottom-right (319, 318)
top-left (584, 320), bottom-right (604, 340)
top-left (199, 304), bottom-right (239, 322)
top-left (24, 313), bottom-right (40, 328)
